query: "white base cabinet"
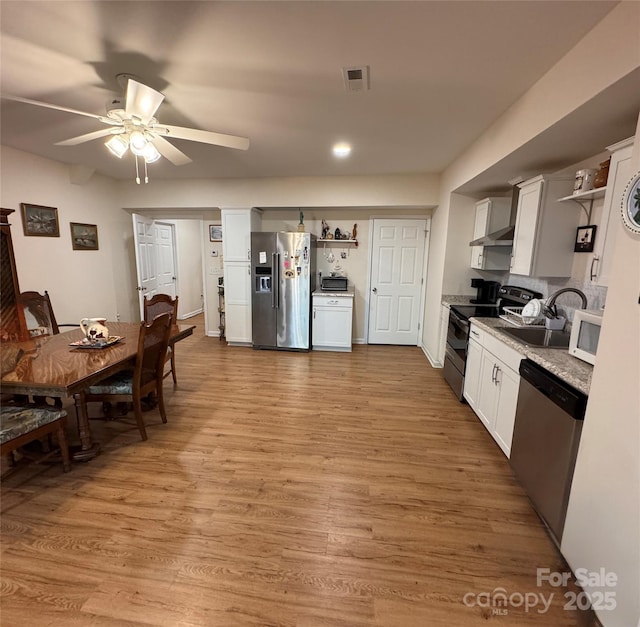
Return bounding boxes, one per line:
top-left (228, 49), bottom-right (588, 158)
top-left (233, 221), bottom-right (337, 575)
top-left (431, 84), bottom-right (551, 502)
top-left (312, 294), bottom-right (353, 351)
top-left (464, 324), bottom-right (522, 457)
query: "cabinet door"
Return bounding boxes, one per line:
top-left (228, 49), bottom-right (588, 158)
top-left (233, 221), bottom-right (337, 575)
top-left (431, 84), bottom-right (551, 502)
top-left (475, 350), bottom-right (499, 433)
top-left (222, 210), bottom-right (252, 261)
top-left (592, 142), bottom-right (634, 286)
top-left (313, 306), bottom-right (352, 349)
top-left (510, 179), bottom-right (543, 276)
top-left (470, 201), bottom-right (490, 269)
top-left (463, 337), bottom-right (482, 410)
top-left (493, 361), bottom-right (520, 458)
top-left (224, 261), bottom-right (251, 342)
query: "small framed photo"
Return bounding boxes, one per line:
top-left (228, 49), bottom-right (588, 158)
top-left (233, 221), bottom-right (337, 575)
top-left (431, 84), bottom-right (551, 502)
top-left (20, 203), bottom-right (60, 237)
top-left (70, 222), bottom-right (99, 250)
top-left (209, 224), bottom-right (223, 241)
top-left (574, 224), bottom-right (597, 253)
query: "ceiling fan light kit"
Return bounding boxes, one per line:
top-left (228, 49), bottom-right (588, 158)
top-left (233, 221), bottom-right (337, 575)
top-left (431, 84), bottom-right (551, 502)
top-left (3, 76), bottom-right (250, 184)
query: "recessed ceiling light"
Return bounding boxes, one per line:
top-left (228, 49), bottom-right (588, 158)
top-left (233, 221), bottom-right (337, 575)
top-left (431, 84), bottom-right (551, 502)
top-left (333, 143), bottom-right (351, 158)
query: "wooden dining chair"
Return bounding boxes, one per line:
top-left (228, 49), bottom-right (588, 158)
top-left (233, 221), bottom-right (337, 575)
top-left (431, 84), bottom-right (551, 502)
top-left (143, 293), bottom-right (179, 386)
top-left (76, 313), bottom-right (172, 441)
top-left (20, 290), bottom-right (80, 337)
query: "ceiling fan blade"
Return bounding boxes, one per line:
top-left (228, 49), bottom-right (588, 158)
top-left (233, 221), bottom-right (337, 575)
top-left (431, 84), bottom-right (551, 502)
top-left (154, 124), bottom-right (250, 151)
top-left (55, 128), bottom-right (116, 146)
top-left (151, 136), bottom-right (192, 166)
top-left (2, 94), bottom-right (116, 124)
top-left (125, 79), bottom-right (164, 125)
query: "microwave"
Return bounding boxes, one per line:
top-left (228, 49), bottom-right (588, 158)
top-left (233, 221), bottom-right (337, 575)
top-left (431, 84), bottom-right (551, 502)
top-left (321, 276), bottom-right (348, 291)
top-left (569, 309), bottom-right (603, 365)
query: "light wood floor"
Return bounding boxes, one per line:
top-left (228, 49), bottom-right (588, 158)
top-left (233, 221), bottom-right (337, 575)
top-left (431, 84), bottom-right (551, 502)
top-left (1, 316), bottom-right (596, 626)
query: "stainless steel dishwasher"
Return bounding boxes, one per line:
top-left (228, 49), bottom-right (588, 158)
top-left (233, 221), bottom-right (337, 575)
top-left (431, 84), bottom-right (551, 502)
top-left (509, 359), bottom-right (588, 544)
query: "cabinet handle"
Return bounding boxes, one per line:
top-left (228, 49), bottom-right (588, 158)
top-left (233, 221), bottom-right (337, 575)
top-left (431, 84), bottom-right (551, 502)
top-left (247, 249), bottom-right (251, 260)
top-left (313, 308), bottom-right (316, 319)
top-left (470, 330), bottom-right (479, 337)
top-left (491, 363), bottom-right (497, 383)
top-left (590, 255), bottom-right (599, 281)
top-left (494, 366), bottom-right (501, 385)
top-left (477, 252), bottom-right (483, 266)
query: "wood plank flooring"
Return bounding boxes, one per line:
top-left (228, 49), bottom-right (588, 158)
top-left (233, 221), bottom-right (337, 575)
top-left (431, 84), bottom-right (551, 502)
top-left (1, 317), bottom-right (596, 626)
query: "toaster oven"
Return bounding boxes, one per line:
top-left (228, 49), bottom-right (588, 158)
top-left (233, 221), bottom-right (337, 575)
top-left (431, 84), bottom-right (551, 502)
top-left (321, 276), bottom-right (348, 291)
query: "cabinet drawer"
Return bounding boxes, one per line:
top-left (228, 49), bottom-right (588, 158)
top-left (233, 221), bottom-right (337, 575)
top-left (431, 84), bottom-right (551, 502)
top-left (468, 324), bottom-right (486, 346)
top-left (313, 296), bottom-right (353, 309)
top-left (483, 332), bottom-right (523, 372)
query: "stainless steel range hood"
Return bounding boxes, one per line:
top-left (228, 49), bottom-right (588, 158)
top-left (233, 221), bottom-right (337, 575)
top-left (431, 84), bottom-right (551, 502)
top-left (469, 225), bottom-right (514, 247)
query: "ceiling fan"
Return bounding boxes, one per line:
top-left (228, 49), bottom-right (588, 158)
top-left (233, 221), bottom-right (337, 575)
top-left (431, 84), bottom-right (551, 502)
top-left (4, 74), bottom-right (250, 183)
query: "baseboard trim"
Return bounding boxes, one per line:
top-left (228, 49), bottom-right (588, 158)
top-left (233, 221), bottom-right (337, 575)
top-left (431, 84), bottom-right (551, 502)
top-left (178, 308), bottom-right (204, 320)
top-left (422, 343), bottom-right (443, 368)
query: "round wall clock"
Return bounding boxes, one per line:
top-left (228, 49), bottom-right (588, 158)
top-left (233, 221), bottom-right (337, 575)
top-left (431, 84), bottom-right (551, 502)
top-left (621, 170), bottom-right (640, 235)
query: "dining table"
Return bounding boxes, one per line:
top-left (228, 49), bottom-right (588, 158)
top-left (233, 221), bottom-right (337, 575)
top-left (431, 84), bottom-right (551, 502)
top-left (0, 321), bottom-right (195, 460)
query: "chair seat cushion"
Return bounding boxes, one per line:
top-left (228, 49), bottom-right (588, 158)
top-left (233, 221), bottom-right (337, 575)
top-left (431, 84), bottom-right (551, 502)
top-left (0, 405), bottom-right (67, 445)
top-left (86, 371), bottom-right (134, 395)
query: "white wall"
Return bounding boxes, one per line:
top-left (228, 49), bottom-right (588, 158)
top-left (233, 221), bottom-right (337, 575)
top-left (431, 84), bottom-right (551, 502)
top-left (261, 208), bottom-right (431, 342)
top-left (0, 146), bottom-right (135, 324)
top-left (422, 1), bottom-right (640, 364)
top-left (166, 219), bottom-right (204, 319)
top-left (561, 125), bottom-right (640, 627)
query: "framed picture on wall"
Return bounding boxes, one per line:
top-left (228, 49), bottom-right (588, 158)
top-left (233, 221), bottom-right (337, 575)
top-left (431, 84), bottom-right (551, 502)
top-left (70, 222), bottom-right (99, 250)
top-left (20, 203), bottom-right (60, 237)
top-left (209, 224), bottom-right (223, 241)
top-left (574, 224), bottom-right (597, 253)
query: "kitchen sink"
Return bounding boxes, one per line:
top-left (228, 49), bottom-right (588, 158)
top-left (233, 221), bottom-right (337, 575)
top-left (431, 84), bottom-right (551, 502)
top-left (499, 326), bottom-right (571, 348)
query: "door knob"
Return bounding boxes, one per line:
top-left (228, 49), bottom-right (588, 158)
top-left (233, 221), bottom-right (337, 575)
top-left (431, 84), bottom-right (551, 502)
top-left (372, 287), bottom-right (377, 293)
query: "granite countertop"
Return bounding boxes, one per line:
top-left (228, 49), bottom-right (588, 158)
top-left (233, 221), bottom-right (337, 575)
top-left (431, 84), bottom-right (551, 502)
top-left (442, 294), bottom-right (476, 306)
top-left (469, 317), bottom-right (593, 395)
top-left (313, 287), bottom-right (355, 298)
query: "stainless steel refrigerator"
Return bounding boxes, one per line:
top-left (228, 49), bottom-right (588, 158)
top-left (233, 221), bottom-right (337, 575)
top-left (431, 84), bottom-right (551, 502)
top-left (251, 232), bottom-right (316, 350)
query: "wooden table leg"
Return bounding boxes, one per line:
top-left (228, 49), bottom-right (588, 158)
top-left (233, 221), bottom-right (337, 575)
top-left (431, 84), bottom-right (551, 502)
top-left (72, 393), bottom-right (100, 461)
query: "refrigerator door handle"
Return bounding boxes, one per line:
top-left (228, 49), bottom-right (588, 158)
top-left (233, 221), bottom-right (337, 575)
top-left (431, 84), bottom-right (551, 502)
top-left (274, 253), bottom-right (280, 309)
top-left (271, 252), bottom-right (277, 308)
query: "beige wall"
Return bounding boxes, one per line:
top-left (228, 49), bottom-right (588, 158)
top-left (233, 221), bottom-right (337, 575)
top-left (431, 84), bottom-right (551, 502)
top-left (0, 146), bottom-right (135, 324)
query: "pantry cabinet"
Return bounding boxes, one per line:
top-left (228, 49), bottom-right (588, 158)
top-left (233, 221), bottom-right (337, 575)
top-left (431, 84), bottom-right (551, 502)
top-left (590, 137), bottom-right (635, 287)
top-left (312, 293), bottom-right (353, 351)
top-left (221, 208), bottom-right (262, 344)
top-left (510, 175), bottom-right (578, 277)
top-left (470, 197), bottom-right (512, 270)
top-left (464, 324), bottom-right (522, 457)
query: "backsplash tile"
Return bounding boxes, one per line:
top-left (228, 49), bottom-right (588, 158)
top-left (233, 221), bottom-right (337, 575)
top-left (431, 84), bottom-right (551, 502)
top-left (504, 275), bottom-right (607, 326)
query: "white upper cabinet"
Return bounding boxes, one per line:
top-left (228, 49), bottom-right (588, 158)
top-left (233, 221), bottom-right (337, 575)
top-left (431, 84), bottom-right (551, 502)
top-left (470, 197), bottom-right (512, 270)
top-left (222, 208), bottom-right (262, 261)
top-left (590, 137), bottom-right (635, 287)
top-left (510, 175), bottom-right (578, 277)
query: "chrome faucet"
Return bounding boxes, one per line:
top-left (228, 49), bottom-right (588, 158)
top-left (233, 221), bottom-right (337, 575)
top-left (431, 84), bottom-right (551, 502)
top-left (545, 288), bottom-right (588, 311)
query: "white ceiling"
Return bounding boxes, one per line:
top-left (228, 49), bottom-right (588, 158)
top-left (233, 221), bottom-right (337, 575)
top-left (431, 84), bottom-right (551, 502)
top-left (0, 1), bottom-right (631, 184)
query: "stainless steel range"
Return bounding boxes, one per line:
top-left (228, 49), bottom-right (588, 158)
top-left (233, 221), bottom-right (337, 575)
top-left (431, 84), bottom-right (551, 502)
top-left (442, 285), bottom-right (542, 400)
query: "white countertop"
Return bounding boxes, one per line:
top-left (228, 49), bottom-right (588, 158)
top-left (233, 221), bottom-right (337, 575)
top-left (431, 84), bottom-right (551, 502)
top-left (469, 317), bottom-right (593, 395)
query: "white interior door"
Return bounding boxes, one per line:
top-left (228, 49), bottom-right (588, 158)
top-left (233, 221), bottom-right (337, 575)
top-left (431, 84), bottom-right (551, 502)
top-left (155, 222), bottom-right (177, 299)
top-left (368, 219), bottom-right (427, 345)
top-left (132, 213), bottom-right (158, 319)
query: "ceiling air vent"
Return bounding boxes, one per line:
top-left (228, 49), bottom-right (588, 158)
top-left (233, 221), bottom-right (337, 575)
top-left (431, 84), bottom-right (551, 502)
top-left (342, 65), bottom-right (370, 91)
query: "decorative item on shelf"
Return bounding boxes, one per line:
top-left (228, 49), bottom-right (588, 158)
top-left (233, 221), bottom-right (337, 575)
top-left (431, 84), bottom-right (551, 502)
top-left (321, 219), bottom-right (330, 239)
top-left (352, 223), bottom-right (358, 239)
top-left (573, 169), bottom-right (597, 195)
top-left (574, 225), bottom-right (597, 252)
top-left (593, 158), bottom-right (610, 189)
top-left (298, 210), bottom-right (305, 232)
top-left (334, 227), bottom-right (342, 240)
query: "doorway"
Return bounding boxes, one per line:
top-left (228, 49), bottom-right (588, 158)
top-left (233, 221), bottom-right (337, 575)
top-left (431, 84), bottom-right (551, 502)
top-left (367, 218), bottom-right (429, 345)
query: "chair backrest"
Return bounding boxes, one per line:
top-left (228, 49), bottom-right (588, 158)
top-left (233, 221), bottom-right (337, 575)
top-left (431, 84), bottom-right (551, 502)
top-left (134, 312), bottom-right (172, 389)
top-left (143, 293), bottom-right (179, 325)
top-left (20, 290), bottom-right (59, 335)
